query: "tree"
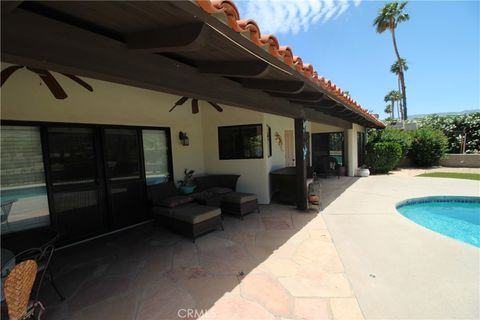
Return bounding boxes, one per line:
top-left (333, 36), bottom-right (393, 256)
top-left (391, 59), bottom-right (408, 120)
top-left (374, 2), bottom-right (410, 119)
top-left (384, 90), bottom-right (401, 120)
top-left (384, 104), bottom-right (393, 118)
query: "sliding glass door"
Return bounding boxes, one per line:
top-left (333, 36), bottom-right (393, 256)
top-left (2, 122), bottom-right (172, 244)
top-left (312, 132), bottom-right (345, 173)
top-left (103, 128), bottom-right (148, 228)
top-left (46, 127), bottom-right (107, 241)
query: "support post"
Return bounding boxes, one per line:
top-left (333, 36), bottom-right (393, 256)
top-left (295, 118), bottom-right (308, 211)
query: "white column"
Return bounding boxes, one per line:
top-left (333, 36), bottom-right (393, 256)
top-left (346, 128), bottom-right (358, 176)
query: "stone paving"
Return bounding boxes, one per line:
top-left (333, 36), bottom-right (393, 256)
top-left (40, 178), bottom-right (364, 320)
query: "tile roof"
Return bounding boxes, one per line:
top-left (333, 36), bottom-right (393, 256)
top-left (196, 0), bottom-right (385, 128)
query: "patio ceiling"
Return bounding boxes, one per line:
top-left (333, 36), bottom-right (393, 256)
top-left (1, 1), bottom-right (384, 128)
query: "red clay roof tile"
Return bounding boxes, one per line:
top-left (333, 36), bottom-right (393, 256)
top-left (195, 0), bottom-right (385, 127)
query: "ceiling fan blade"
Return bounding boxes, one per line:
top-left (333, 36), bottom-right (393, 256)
top-left (1, 65), bottom-right (24, 87)
top-left (169, 96), bottom-right (189, 112)
top-left (27, 67), bottom-right (67, 99)
top-left (208, 101), bottom-right (223, 112)
top-left (191, 99), bottom-right (199, 114)
top-left (61, 73), bottom-right (93, 92)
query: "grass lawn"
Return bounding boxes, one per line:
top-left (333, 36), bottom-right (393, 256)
top-left (417, 172), bottom-right (480, 181)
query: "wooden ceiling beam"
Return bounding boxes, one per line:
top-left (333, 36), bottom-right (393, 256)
top-left (324, 109), bottom-right (365, 123)
top-left (241, 79), bottom-right (305, 94)
top-left (1, 10), bottom-right (306, 119)
top-left (126, 23), bottom-right (210, 53)
top-left (315, 99), bottom-right (338, 107)
top-left (197, 60), bottom-right (270, 77)
top-left (271, 91), bottom-right (324, 103)
top-left (304, 108), bottom-right (352, 129)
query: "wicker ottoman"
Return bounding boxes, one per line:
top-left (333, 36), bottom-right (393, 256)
top-left (154, 204), bottom-right (223, 242)
top-left (221, 192), bottom-right (259, 219)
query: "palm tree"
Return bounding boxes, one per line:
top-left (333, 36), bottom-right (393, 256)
top-left (390, 58), bottom-right (408, 74)
top-left (374, 2), bottom-right (410, 119)
top-left (391, 59), bottom-right (408, 120)
top-left (384, 90), bottom-right (401, 120)
top-left (384, 104), bottom-right (393, 118)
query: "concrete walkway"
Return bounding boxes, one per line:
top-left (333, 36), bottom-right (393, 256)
top-left (39, 173), bottom-right (478, 320)
top-left (322, 175), bottom-right (479, 320)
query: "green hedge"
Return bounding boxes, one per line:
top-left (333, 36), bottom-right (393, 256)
top-left (365, 142), bottom-right (403, 173)
top-left (417, 113), bottom-right (480, 154)
top-left (408, 128), bottom-right (448, 166)
top-left (372, 129), bottom-right (412, 158)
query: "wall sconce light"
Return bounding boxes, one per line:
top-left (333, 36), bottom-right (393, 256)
top-left (179, 131), bottom-right (189, 146)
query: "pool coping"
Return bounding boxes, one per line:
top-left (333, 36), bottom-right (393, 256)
top-left (396, 195), bottom-right (480, 209)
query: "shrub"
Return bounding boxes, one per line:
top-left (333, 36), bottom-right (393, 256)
top-left (377, 129), bottom-right (412, 158)
top-left (365, 142), bottom-right (403, 173)
top-left (409, 128), bottom-right (448, 166)
top-left (417, 112), bottom-right (480, 154)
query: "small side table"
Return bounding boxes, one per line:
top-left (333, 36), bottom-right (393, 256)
top-left (307, 180), bottom-right (322, 212)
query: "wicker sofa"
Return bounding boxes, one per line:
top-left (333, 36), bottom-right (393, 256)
top-left (148, 182), bottom-right (223, 242)
top-left (191, 174), bottom-right (259, 219)
top-left (191, 174), bottom-right (240, 207)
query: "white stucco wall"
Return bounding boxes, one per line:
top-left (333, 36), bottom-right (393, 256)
top-left (345, 123), bottom-right (366, 176)
top-left (201, 102), bottom-right (272, 203)
top-left (310, 122), bottom-right (345, 134)
top-left (0, 65), bottom-right (206, 182)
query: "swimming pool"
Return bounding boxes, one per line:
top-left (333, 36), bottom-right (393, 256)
top-left (396, 196), bottom-right (480, 248)
top-left (1, 185), bottom-right (47, 202)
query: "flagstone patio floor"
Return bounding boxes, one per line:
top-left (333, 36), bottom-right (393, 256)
top-left (40, 178), bottom-right (363, 320)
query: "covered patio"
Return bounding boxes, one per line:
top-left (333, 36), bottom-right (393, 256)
top-left (40, 178), bottom-right (362, 320)
top-left (2, 2), bottom-right (382, 319)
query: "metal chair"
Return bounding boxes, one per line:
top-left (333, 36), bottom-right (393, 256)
top-left (1, 199), bottom-right (17, 229)
top-left (8, 245), bottom-right (65, 302)
top-left (4, 260), bottom-right (44, 320)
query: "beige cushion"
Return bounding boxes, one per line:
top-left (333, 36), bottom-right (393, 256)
top-left (222, 192), bottom-right (257, 204)
top-left (173, 206), bottom-right (221, 224)
top-left (153, 202), bottom-right (196, 217)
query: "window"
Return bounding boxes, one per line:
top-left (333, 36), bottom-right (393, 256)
top-left (267, 125), bottom-right (272, 157)
top-left (1, 126), bottom-right (50, 234)
top-left (329, 132), bottom-right (344, 166)
top-left (218, 124), bottom-right (263, 160)
top-left (142, 129), bottom-right (171, 185)
top-left (104, 129), bottom-right (141, 180)
top-left (48, 127), bottom-right (97, 186)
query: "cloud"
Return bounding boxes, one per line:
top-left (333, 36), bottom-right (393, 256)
top-left (235, 0), bottom-right (361, 35)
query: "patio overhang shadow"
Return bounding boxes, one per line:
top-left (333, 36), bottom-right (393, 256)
top-left (38, 177), bottom-right (359, 319)
top-left (1, 1), bottom-right (380, 210)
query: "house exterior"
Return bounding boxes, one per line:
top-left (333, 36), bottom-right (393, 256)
top-left (1, 0), bottom-right (384, 245)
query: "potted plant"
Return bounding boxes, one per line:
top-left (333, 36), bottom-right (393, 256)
top-left (357, 164), bottom-right (370, 177)
top-left (178, 169), bottom-right (196, 194)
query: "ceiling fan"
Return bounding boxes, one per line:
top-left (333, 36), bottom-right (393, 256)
top-left (169, 96), bottom-right (223, 114)
top-left (1, 65), bottom-right (93, 99)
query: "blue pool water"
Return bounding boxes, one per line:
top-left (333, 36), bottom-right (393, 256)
top-left (396, 196), bottom-right (480, 248)
top-left (0, 186), bottom-right (47, 202)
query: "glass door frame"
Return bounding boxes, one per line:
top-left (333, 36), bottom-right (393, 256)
top-left (311, 131), bottom-right (346, 168)
top-left (1, 120), bottom-right (173, 244)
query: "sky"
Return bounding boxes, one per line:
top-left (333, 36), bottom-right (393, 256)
top-left (235, 0), bottom-right (480, 118)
